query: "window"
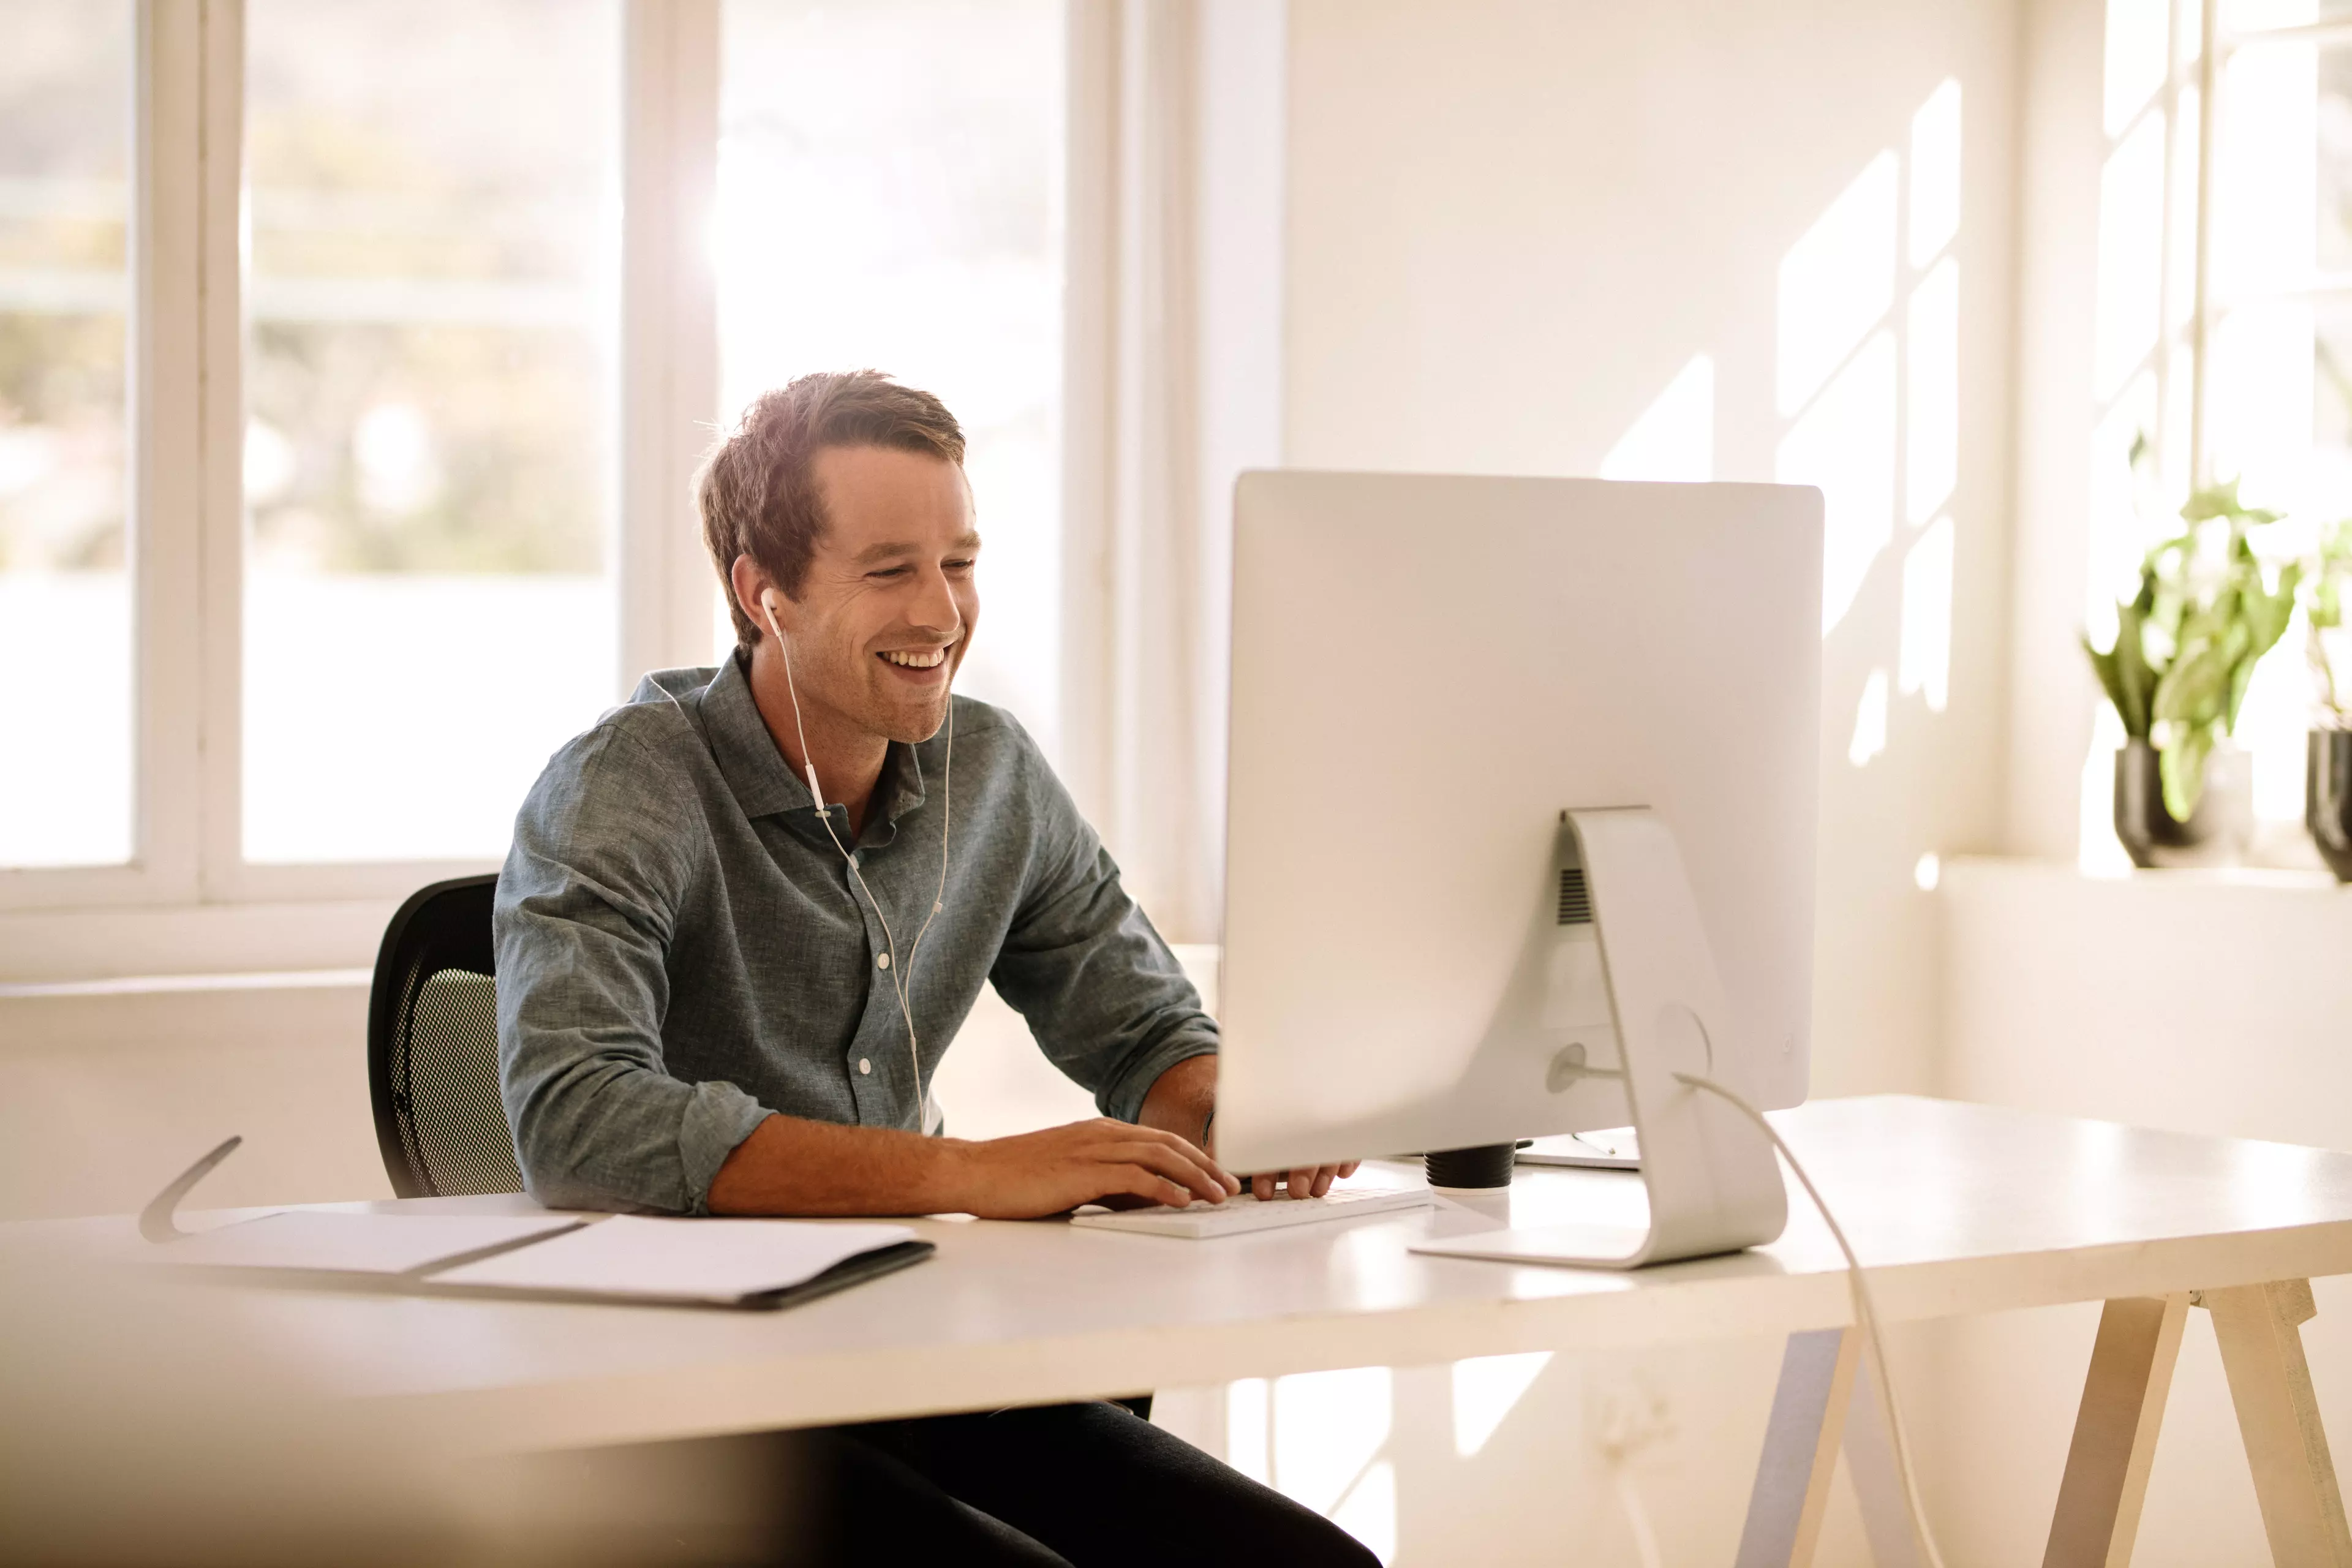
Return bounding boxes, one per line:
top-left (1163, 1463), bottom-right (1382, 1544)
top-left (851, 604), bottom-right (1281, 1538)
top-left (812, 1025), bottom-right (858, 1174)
top-left (717, 0), bottom-right (1067, 758)
top-left (0, 5), bottom-right (1090, 939)
top-left (2085, 0), bottom-right (2348, 853)
top-left (0, 3), bottom-right (132, 869)
top-left (2204, 0), bottom-right (2352, 827)
top-left (242, 0), bottom-right (623, 862)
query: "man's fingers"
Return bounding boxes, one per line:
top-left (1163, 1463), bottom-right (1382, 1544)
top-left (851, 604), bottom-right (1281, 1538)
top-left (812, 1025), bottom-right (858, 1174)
top-left (1251, 1172), bottom-right (1276, 1202)
top-left (1340, 1161), bottom-right (1361, 1178)
top-left (1310, 1166), bottom-right (1336, 1197)
top-left (1284, 1167), bottom-right (1317, 1200)
top-left (1106, 1140), bottom-right (1229, 1203)
top-left (1109, 1169), bottom-right (1194, 1208)
top-left (1098, 1121), bottom-right (1238, 1194)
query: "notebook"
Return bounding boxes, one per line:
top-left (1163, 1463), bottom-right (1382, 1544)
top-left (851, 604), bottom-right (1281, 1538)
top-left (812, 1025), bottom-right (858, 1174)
top-left (151, 1211), bottom-right (932, 1312)
top-left (429, 1216), bottom-right (931, 1310)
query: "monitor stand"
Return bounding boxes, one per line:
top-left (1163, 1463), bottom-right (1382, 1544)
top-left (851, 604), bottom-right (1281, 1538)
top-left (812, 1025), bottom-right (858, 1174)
top-left (1410, 807), bottom-right (1789, 1270)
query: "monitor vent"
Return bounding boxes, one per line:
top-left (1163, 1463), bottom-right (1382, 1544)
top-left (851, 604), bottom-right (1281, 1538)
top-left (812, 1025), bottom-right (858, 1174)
top-left (1557, 866), bottom-right (1593, 925)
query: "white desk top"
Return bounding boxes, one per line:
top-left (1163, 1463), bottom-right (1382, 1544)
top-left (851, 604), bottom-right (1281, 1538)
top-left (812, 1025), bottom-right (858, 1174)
top-left (46, 1096), bottom-right (2352, 1452)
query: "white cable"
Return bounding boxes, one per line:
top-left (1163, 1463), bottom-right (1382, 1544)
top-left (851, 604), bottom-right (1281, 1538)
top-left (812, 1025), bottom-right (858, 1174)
top-left (1672, 1071), bottom-right (1947, 1568)
top-left (760, 593), bottom-right (954, 1131)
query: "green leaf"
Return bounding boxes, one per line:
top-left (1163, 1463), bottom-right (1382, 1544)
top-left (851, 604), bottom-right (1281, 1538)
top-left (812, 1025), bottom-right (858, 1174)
top-left (2228, 654), bottom-right (2257, 733)
top-left (2181, 480), bottom-right (2241, 522)
top-left (2083, 636), bottom-right (2137, 735)
top-left (2246, 562), bottom-right (2301, 658)
top-left (2114, 598), bottom-right (2155, 736)
top-left (2162, 725), bottom-right (2214, 821)
top-left (2154, 641), bottom-right (2232, 730)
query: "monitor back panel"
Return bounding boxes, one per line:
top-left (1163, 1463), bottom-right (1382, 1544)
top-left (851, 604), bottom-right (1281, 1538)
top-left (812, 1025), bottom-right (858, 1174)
top-left (1216, 472), bottom-right (1823, 1174)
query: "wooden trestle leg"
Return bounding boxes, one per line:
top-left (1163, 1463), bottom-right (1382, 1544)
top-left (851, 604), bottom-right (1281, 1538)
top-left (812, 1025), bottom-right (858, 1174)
top-left (2204, 1280), bottom-right (2352, 1567)
top-left (2042, 1294), bottom-right (2190, 1568)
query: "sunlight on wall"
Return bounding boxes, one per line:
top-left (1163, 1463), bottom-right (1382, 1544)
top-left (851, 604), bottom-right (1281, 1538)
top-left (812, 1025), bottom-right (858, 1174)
top-left (1908, 260), bottom-right (1960, 524)
top-left (1227, 1376), bottom-right (1270, 1481)
top-left (1849, 668), bottom-right (1891, 767)
top-left (1226, 1366), bottom-right (1396, 1563)
top-left (1452, 1350), bottom-right (1553, 1457)
top-left (1776, 153), bottom-right (1898, 419)
top-left (1599, 355), bottom-right (1714, 482)
top-left (1782, 331), bottom-right (1898, 635)
top-left (1775, 75), bottom-right (1966, 727)
top-left (1901, 516), bottom-right (1956, 712)
top-left (1332, 1461), bottom-right (1397, 1564)
top-left (1276, 1367), bottom-right (1392, 1514)
top-left (1911, 81), bottom-right (1964, 263)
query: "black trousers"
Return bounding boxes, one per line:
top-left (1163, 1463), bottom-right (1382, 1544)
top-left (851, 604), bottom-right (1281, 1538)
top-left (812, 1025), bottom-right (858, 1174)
top-left (783, 1400), bottom-right (1380, 1566)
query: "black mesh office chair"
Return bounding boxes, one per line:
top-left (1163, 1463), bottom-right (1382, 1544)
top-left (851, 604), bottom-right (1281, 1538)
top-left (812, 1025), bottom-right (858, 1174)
top-left (368, 873), bottom-right (524, 1199)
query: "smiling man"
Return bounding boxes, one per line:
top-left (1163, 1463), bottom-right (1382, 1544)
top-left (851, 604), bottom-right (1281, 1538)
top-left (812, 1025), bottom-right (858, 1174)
top-left (494, 371), bottom-right (1371, 1565)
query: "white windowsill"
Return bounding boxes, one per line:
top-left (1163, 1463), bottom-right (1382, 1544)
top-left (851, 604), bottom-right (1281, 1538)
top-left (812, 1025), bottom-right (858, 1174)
top-left (1942, 854), bottom-right (2348, 897)
top-left (0, 899), bottom-right (404, 987)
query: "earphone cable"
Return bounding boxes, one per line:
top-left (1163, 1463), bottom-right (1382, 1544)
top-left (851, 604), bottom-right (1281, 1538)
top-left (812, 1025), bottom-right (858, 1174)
top-left (762, 594), bottom-right (950, 1133)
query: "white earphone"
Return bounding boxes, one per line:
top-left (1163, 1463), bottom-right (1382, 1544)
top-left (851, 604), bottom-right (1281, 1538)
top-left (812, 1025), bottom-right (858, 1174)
top-left (760, 590), bottom-right (954, 1130)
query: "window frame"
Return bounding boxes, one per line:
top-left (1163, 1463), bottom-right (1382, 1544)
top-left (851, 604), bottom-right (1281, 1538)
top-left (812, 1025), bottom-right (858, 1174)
top-left (2191, 0), bottom-right (2352, 479)
top-left (0, 0), bottom-right (723, 914)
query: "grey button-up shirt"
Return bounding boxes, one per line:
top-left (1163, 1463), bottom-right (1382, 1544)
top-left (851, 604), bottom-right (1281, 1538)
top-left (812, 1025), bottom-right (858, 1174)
top-left (494, 652), bottom-right (1218, 1215)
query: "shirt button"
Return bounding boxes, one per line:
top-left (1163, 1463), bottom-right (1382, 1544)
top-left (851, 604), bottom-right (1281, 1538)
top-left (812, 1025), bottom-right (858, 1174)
top-left (876, 952), bottom-right (891, 970)
top-left (858, 1058), bottom-right (872, 1075)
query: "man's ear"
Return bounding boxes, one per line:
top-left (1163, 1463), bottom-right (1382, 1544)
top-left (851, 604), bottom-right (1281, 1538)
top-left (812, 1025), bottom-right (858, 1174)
top-left (729, 553), bottom-right (780, 636)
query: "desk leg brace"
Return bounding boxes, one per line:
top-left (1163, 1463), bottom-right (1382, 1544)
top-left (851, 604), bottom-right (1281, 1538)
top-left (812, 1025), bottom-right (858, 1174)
top-left (1737, 1328), bottom-right (1924, 1568)
top-left (2204, 1280), bottom-right (2352, 1568)
top-left (1736, 1328), bottom-right (1860, 1568)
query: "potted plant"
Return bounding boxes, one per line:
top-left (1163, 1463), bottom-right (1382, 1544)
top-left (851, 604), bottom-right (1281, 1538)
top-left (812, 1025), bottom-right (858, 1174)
top-left (2307, 518), bottom-right (2352, 880)
top-left (2083, 480), bottom-right (2299, 868)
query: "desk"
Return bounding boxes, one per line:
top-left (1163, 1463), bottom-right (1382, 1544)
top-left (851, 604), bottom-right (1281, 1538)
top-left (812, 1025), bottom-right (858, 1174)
top-left (56, 1096), bottom-right (2352, 1567)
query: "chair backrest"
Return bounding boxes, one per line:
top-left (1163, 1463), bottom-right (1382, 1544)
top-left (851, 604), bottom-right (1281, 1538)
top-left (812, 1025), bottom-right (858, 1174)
top-left (368, 874), bottom-right (524, 1199)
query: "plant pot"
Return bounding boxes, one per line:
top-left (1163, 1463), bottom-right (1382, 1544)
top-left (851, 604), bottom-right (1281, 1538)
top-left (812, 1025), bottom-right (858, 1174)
top-left (2113, 738), bottom-right (2253, 869)
top-left (2310, 730), bottom-right (2352, 883)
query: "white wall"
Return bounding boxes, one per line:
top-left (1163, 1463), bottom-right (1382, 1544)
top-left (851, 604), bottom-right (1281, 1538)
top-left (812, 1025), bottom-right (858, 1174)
top-left (0, 976), bottom-right (390, 1221)
top-left (1264, 2), bottom-right (2021, 1559)
top-left (1931, 859), bottom-right (2352, 1566)
top-left (1283, 0), bottom-right (2019, 1104)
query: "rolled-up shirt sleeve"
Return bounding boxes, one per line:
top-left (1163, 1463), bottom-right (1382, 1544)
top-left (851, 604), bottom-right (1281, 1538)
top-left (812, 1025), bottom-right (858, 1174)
top-left (494, 728), bottom-right (772, 1214)
top-left (987, 752), bottom-right (1219, 1125)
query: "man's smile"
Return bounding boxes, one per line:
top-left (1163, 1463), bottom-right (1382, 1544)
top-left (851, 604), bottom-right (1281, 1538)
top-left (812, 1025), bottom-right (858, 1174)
top-left (878, 641), bottom-right (957, 679)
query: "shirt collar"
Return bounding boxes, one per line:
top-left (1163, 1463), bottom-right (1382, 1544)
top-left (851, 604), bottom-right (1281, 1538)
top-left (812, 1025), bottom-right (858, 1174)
top-left (701, 650), bottom-right (930, 841)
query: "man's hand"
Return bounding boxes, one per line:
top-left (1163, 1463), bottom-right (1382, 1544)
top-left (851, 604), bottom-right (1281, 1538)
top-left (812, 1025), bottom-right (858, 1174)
top-left (944, 1119), bottom-right (1238, 1219)
top-left (1136, 1054), bottom-right (1361, 1202)
top-left (708, 1110), bottom-right (1237, 1218)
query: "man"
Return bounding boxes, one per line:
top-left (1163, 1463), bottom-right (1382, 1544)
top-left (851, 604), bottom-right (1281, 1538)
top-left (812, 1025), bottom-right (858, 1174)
top-left (496, 370), bottom-right (1373, 1565)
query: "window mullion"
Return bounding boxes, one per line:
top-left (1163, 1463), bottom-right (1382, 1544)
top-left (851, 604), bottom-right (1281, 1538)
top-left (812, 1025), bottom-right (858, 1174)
top-left (133, 0), bottom-right (206, 901)
top-left (620, 0), bottom-right (722, 685)
top-left (191, 0), bottom-right (246, 901)
top-left (2189, 0), bottom-right (2220, 486)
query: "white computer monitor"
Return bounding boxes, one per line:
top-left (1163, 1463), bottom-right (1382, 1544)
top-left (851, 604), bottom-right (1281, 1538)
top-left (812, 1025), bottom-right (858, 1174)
top-left (1213, 471), bottom-right (1824, 1184)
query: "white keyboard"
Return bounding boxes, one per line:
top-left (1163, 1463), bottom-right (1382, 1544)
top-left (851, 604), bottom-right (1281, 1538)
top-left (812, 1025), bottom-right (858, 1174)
top-left (1067, 1185), bottom-right (1433, 1239)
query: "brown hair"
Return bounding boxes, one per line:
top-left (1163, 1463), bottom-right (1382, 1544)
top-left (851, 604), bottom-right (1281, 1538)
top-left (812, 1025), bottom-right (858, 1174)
top-left (697, 370), bottom-right (967, 646)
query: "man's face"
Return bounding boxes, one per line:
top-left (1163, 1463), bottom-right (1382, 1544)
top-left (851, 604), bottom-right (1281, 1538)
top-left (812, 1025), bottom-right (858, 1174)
top-left (765, 444), bottom-right (979, 745)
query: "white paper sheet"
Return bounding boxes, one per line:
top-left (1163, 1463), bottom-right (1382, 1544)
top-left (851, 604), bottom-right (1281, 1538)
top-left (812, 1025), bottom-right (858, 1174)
top-left (151, 1211), bottom-right (582, 1274)
top-left (428, 1216), bottom-right (919, 1302)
